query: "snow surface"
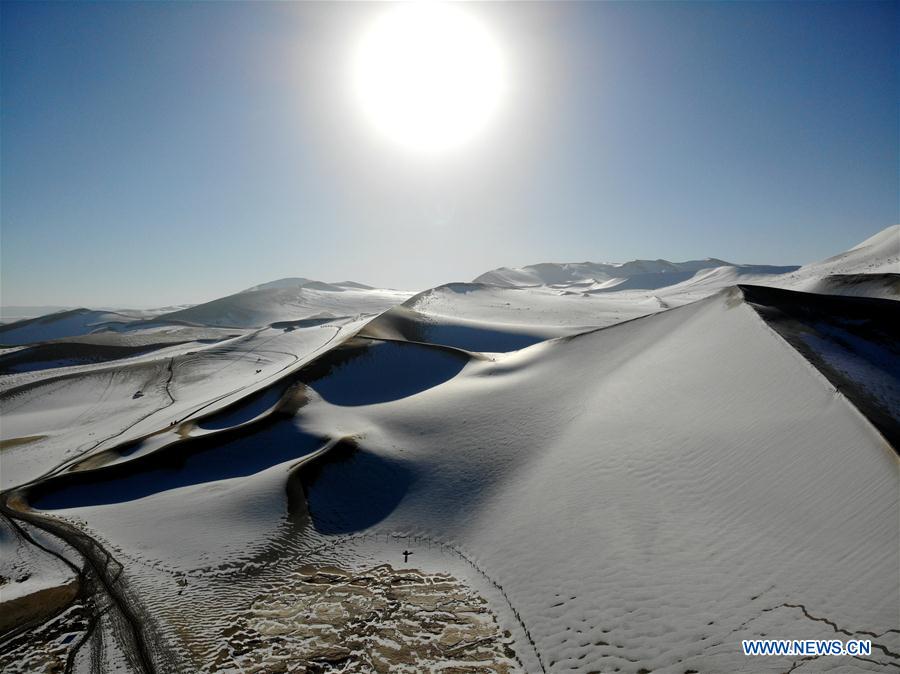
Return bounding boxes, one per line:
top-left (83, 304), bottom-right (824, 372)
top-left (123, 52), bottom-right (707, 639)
top-left (284, 290), bottom-right (898, 672)
top-left (15, 287), bottom-right (897, 672)
top-left (0, 318), bottom-right (368, 489)
top-left (473, 257), bottom-right (742, 287)
top-left (155, 284), bottom-right (412, 328)
top-left (1, 226), bottom-right (897, 673)
top-left (0, 309), bottom-right (137, 346)
top-left (474, 225), bottom-right (899, 305)
top-left (0, 281), bottom-right (412, 345)
top-left (0, 516), bottom-right (76, 605)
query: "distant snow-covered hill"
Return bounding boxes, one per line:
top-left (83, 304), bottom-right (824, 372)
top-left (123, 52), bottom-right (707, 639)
top-left (473, 257), bottom-right (744, 287)
top-left (474, 224), bottom-right (898, 300)
top-left (155, 282), bottom-right (412, 328)
top-left (775, 224), bottom-right (899, 295)
top-left (474, 256), bottom-right (801, 293)
top-left (242, 278), bottom-right (377, 293)
top-left (0, 308), bottom-right (137, 346)
top-left (0, 279), bottom-right (412, 344)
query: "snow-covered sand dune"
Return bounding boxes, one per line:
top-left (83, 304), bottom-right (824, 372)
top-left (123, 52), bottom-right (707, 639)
top-left (395, 282), bottom-right (665, 341)
top-left (475, 224), bottom-right (899, 305)
top-left (475, 256), bottom-right (801, 293)
top-left (7, 288), bottom-right (897, 672)
top-left (1, 226), bottom-right (897, 673)
top-left (290, 286), bottom-right (898, 673)
top-left (0, 280), bottom-right (412, 347)
top-left (360, 302), bottom-right (585, 352)
top-left (474, 257), bottom-right (750, 287)
top-left (776, 225), bottom-right (900, 292)
top-left (0, 326), bottom-right (242, 375)
top-left (0, 315), bottom-right (371, 490)
top-left (0, 308), bottom-right (140, 346)
top-left (155, 282), bottom-right (412, 329)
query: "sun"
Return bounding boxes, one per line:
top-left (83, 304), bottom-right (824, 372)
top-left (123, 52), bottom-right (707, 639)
top-left (352, 2), bottom-right (507, 155)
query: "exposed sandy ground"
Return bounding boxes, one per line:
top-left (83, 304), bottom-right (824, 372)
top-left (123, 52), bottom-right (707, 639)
top-left (199, 563), bottom-right (520, 673)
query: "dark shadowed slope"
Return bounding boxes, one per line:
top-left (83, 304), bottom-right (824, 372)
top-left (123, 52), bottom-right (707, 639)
top-left (740, 284), bottom-right (900, 452)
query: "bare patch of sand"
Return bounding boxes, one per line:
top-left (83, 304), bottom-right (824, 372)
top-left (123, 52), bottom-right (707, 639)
top-left (201, 563), bottom-right (520, 673)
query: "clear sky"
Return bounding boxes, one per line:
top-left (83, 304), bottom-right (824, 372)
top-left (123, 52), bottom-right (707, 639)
top-left (2, 1), bottom-right (897, 307)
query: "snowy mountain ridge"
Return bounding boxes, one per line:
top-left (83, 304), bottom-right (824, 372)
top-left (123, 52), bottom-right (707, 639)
top-left (473, 224), bottom-right (898, 296)
top-left (473, 256), bottom-right (755, 287)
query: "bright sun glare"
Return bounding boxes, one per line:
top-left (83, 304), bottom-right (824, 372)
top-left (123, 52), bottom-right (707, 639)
top-left (352, 2), bottom-right (507, 155)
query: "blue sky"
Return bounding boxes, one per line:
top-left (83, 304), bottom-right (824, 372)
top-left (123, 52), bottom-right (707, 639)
top-left (2, 1), bottom-right (897, 307)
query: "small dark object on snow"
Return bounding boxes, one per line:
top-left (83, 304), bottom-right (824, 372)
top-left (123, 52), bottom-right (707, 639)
top-left (255, 369), bottom-right (262, 374)
top-left (402, 550), bottom-right (414, 563)
top-left (132, 391), bottom-right (144, 399)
